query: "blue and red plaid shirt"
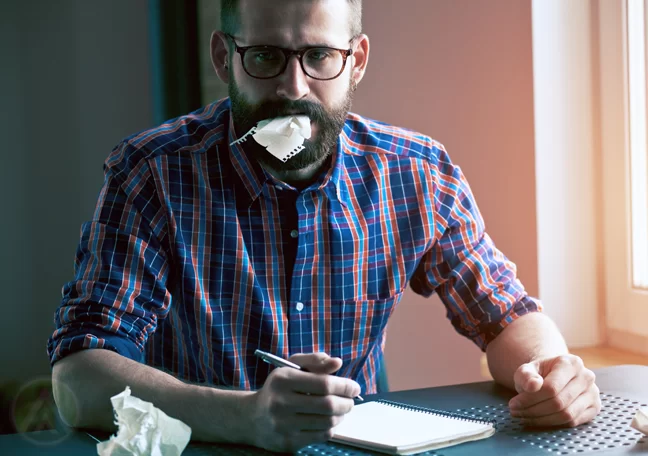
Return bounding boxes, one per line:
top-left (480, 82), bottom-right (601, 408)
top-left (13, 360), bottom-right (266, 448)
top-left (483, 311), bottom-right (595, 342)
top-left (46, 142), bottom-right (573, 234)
top-left (47, 98), bottom-right (541, 394)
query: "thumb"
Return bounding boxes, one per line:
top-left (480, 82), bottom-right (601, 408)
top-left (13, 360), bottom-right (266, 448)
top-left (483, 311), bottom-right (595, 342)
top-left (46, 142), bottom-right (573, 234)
top-left (289, 352), bottom-right (343, 374)
top-left (514, 361), bottom-right (544, 393)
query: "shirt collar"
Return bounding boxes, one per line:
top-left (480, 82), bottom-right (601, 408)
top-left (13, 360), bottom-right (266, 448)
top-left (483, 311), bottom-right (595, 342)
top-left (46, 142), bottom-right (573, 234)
top-left (226, 101), bottom-right (351, 208)
top-left (326, 129), bottom-right (351, 208)
top-left (227, 110), bottom-right (269, 206)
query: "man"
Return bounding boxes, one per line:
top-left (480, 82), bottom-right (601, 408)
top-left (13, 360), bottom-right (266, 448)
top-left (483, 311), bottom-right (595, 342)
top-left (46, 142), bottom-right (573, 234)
top-left (48, 0), bottom-right (601, 452)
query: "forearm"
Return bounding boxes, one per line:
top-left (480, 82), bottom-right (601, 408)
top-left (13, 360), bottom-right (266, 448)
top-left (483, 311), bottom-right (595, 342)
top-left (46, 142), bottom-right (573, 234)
top-left (52, 349), bottom-right (254, 443)
top-left (485, 312), bottom-right (568, 390)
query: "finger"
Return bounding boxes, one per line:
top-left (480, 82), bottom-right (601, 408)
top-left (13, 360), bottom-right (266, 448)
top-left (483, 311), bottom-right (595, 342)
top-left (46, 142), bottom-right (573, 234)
top-left (272, 368), bottom-right (361, 401)
top-left (293, 373), bottom-right (361, 400)
top-left (539, 355), bottom-right (583, 396)
top-left (518, 390), bottom-right (601, 427)
top-left (513, 363), bottom-right (544, 394)
top-left (273, 410), bottom-right (342, 434)
top-left (510, 356), bottom-right (580, 409)
top-left (289, 353), bottom-right (343, 374)
top-left (292, 413), bottom-right (345, 431)
top-left (511, 368), bottom-right (596, 418)
top-left (282, 390), bottom-right (356, 416)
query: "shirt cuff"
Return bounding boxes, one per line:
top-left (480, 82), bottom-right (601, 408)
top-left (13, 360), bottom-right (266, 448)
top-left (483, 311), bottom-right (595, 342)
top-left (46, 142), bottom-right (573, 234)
top-left (48, 328), bottom-right (144, 366)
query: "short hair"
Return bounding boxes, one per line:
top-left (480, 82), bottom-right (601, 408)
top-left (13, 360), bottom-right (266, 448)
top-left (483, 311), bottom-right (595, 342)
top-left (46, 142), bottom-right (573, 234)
top-left (221, 0), bottom-right (362, 38)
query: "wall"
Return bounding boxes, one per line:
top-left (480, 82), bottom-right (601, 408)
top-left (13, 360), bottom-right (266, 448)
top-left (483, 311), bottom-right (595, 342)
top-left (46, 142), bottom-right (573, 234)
top-left (532, 0), bottom-right (602, 348)
top-left (0, 1), bottom-right (153, 386)
top-left (0, 1), bottom-right (32, 387)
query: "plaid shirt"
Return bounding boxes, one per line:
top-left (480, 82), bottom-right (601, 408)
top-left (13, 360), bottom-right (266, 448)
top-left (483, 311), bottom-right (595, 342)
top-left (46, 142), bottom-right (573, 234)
top-left (47, 98), bottom-right (541, 394)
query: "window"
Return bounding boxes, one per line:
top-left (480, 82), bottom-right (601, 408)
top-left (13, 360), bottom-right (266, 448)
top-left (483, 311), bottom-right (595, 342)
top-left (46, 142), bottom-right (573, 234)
top-left (627, 0), bottom-right (648, 289)
top-left (600, 0), bottom-right (648, 345)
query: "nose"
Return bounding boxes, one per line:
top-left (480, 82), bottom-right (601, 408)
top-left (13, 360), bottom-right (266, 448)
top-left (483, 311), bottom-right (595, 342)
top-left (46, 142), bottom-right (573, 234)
top-left (276, 56), bottom-right (310, 100)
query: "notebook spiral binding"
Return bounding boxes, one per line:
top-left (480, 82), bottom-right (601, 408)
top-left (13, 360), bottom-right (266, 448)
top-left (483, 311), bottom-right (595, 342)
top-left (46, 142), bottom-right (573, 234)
top-left (377, 399), bottom-right (498, 430)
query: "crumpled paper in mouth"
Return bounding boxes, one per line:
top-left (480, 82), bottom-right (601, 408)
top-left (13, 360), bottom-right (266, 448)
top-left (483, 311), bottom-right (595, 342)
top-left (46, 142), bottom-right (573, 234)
top-left (230, 115), bottom-right (312, 162)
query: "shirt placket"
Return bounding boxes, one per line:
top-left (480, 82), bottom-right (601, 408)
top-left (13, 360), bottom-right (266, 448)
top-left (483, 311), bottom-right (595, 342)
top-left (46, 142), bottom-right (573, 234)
top-left (287, 190), bottom-right (315, 354)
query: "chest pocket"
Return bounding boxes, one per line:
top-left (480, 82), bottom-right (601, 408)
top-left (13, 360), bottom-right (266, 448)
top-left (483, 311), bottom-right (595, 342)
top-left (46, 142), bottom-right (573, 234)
top-left (325, 290), bottom-right (404, 363)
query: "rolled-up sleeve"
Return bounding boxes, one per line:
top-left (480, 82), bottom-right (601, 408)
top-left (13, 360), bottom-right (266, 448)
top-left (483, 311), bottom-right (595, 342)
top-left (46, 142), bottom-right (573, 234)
top-left (410, 145), bottom-right (542, 350)
top-left (47, 145), bottom-right (172, 365)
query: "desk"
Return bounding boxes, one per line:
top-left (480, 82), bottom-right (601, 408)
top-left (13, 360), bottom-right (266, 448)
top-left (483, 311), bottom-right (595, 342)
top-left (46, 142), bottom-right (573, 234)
top-left (1, 365), bottom-right (647, 455)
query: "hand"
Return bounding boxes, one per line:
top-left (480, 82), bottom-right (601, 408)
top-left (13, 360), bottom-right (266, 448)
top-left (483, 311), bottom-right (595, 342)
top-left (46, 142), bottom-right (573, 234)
top-left (246, 352), bottom-right (361, 452)
top-left (508, 354), bottom-right (602, 427)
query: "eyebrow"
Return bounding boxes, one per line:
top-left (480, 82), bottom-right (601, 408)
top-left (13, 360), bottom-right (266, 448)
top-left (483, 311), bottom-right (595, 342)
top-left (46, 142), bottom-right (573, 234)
top-left (233, 36), bottom-right (346, 49)
top-left (248, 42), bottom-right (343, 49)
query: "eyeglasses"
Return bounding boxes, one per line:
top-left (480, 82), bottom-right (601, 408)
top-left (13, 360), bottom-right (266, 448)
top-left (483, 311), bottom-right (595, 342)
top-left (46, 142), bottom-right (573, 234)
top-left (226, 34), bottom-right (353, 81)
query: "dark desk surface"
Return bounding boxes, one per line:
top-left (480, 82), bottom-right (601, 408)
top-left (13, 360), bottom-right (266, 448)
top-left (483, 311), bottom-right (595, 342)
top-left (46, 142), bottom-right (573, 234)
top-left (1, 365), bottom-right (647, 455)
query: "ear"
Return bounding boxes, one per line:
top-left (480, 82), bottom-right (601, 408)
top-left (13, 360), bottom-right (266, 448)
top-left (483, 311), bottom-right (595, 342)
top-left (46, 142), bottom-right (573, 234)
top-left (349, 34), bottom-right (370, 85)
top-left (210, 31), bottom-right (231, 84)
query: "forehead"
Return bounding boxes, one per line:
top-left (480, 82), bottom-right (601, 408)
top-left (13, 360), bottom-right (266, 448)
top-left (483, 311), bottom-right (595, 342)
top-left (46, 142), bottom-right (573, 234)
top-left (236, 0), bottom-right (351, 47)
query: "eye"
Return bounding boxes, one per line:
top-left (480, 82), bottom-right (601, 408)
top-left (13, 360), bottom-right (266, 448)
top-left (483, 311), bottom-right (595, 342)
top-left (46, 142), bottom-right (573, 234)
top-left (306, 49), bottom-right (333, 62)
top-left (249, 48), bottom-right (280, 64)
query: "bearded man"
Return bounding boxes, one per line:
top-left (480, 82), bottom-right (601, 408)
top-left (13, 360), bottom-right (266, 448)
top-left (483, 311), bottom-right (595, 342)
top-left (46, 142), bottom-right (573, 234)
top-left (48, 0), bottom-right (601, 452)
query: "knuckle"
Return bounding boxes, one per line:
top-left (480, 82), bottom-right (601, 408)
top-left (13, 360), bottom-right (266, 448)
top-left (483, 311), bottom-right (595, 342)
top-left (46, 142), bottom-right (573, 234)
top-left (544, 382), bottom-right (561, 397)
top-left (343, 398), bottom-right (355, 414)
top-left (321, 376), bottom-right (335, 395)
top-left (270, 368), bottom-right (289, 385)
top-left (522, 418), bottom-right (538, 427)
top-left (267, 399), bottom-right (282, 416)
top-left (583, 369), bottom-right (596, 384)
top-left (557, 407), bottom-right (576, 423)
top-left (566, 418), bottom-right (580, 428)
top-left (568, 354), bottom-right (584, 368)
top-left (321, 395), bottom-right (336, 413)
top-left (323, 414), bottom-right (337, 428)
top-left (550, 394), bottom-right (568, 411)
top-left (267, 395), bottom-right (289, 417)
top-left (344, 380), bottom-right (355, 397)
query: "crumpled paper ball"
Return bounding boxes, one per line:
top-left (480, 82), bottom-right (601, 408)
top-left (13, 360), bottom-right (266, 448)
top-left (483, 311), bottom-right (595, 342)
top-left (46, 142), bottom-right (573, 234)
top-left (96, 386), bottom-right (192, 456)
top-left (631, 407), bottom-right (648, 435)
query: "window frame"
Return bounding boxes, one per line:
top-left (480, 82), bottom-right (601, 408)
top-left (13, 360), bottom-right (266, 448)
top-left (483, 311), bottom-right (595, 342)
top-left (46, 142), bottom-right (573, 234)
top-left (599, 0), bottom-right (648, 346)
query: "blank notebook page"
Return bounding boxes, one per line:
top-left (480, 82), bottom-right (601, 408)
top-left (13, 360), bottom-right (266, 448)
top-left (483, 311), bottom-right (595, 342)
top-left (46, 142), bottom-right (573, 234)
top-left (331, 400), bottom-right (495, 454)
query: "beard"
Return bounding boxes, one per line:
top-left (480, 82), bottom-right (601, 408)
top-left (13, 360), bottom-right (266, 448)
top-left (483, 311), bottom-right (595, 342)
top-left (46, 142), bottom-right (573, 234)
top-left (229, 76), bottom-right (357, 171)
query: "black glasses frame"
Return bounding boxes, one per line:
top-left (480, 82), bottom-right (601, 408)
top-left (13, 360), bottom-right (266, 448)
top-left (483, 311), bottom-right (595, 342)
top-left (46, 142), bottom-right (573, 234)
top-left (226, 34), bottom-right (353, 81)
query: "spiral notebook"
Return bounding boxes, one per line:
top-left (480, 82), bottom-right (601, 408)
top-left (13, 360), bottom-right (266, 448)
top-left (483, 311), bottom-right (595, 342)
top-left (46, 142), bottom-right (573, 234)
top-left (330, 400), bottom-right (497, 455)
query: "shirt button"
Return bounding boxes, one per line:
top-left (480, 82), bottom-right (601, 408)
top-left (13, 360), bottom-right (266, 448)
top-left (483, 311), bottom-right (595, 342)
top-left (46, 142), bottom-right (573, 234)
top-left (295, 302), bottom-right (304, 311)
top-left (290, 229), bottom-right (299, 238)
top-left (274, 185), bottom-right (283, 190)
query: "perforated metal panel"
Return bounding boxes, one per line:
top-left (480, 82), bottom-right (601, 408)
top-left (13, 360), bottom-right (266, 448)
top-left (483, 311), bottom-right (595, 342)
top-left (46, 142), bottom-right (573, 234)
top-left (454, 392), bottom-right (648, 454)
top-left (303, 392), bottom-right (648, 455)
top-left (299, 440), bottom-right (444, 456)
top-left (186, 392), bottom-right (647, 455)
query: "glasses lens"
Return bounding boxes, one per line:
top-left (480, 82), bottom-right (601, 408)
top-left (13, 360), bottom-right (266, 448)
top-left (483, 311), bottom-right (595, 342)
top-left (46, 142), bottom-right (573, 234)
top-left (243, 47), bottom-right (286, 78)
top-left (303, 48), bottom-right (345, 79)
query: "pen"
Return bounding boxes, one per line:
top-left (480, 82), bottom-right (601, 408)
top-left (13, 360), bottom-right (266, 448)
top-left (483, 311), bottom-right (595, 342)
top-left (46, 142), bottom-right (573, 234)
top-left (254, 349), bottom-right (364, 401)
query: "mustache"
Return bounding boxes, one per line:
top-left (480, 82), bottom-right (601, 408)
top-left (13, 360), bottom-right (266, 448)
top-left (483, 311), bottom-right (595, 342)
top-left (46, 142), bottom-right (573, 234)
top-left (248, 100), bottom-right (328, 124)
